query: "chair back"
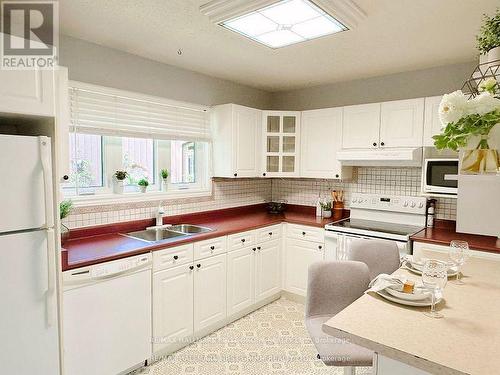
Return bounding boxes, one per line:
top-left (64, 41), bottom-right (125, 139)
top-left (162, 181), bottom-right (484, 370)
top-left (348, 239), bottom-right (401, 280)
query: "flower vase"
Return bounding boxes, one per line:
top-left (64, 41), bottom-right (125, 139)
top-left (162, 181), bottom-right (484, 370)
top-left (113, 180), bottom-right (124, 194)
top-left (487, 46), bottom-right (500, 68)
top-left (322, 210), bottom-right (332, 218)
top-left (460, 136), bottom-right (500, 174)
top-left (162, 179), bottom-right (168, 192)
top-left (139, 186), bottom-right (147, 193)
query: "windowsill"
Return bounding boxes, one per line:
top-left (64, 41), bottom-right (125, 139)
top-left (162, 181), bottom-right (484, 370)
top-left (66, 188), bottom-right (212, 207)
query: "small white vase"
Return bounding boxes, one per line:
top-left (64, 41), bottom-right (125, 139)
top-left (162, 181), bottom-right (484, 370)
top-left (162, 179), bottom-right (168, 192)
top-left (479, 53), bottom-right (488, 67)
top-left (139, 186), bottom-right (147, 193)
top-left (487, 46), bottom-right (500, 68)
top-left (113, 180), bottom-right (124, 194)
top-left (322, 210), bottom-right (332, 218)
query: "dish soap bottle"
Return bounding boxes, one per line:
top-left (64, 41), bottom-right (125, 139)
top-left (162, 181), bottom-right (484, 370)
top-left (315, 194), bottom-right (322, 217)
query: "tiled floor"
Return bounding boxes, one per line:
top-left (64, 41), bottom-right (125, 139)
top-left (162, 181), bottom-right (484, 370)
top-left (134, 298), bottom-right (372, 375)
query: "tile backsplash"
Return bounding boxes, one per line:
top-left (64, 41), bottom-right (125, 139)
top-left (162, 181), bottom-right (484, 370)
top-left (63, 167), bottom-right (456, 229)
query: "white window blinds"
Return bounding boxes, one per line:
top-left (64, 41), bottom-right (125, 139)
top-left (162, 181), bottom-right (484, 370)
top-left (69, 85), bottom-right (211, 141)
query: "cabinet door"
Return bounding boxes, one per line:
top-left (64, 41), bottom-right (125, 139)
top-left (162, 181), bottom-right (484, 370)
top-left (423, 96), bottom-right (442, 147)
top-left (233, 105), bottom-right (261, 177)
top-left (227, 247), bottom-right (255, 316)
top-left (263, 111), bottom-right (301, 177)
top-left (342, 103), bottom-right (381, 149)
top-left (255, 239), bottom-right (281, 301)
top-left (194, 254), bottom-right (227, 332)
top-left (285, 238), bottom-right (324, 296)
top-left (0, 68), bottom-right (54, 117)
top-left (380, 98), bottom-right (424, 147)
top-left (153, 264), bottom-right (194, 353)
top-left (301, 108), bottom-right (349, 179)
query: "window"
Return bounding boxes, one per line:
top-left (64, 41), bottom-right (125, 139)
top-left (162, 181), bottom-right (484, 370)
top-left (65, 83), bottom-right (211, 199)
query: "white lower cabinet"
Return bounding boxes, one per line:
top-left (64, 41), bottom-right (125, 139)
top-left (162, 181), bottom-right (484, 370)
top-left (194, 254), bottom-right (227, 332)
top-left (285, 238), bottom-right (324, 296)
top-left (227, 246), bottom-right (255, 316)
top-left (255, 239), bottom-right (281, 301)
top-left (153, 264), bottom-right (194, 353)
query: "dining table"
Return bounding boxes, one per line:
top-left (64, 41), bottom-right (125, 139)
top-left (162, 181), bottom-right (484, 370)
top-left (323, 248), bottom-right (500, 375)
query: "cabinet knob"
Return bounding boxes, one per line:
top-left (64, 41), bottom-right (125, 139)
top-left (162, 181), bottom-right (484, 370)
top-left (234, 173), bottom-right (238, 177)
top-left (302, 231), bottom-right (306, 236)
top-left (241, 238), bottom-right (246, 243)
top-left (196, 264), bottom-right (201, 268)
top-left (210, 246), bottom-right (215, 250)
top-left (318, 245), bottom-right (323, 250)
top-left (189, 265), bottom-right (194, 270)
top-left (380, 142), bottom-right (385, 146)
top-left (335, 174), bottom-right (339, 178)
top-left (262, 173), bottom-right (266, 177)
top-left (62, 175), bottom-right (69, 181)
top-left (252, 248), bottom-right (256, 252)
top-left (257, 246), bottom-right (261, 250)
top-left (373, 142), bottom-right (377, 147)
top-left (173, 255), bottom-right (179, 260)
top-left (268, 232), bottom-right (273, 236)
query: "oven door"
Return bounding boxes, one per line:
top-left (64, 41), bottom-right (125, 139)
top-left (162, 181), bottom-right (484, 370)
top-left (325, 231), bottom-right (409, 261)
top-left (423, 159), bottom-right (458, 195)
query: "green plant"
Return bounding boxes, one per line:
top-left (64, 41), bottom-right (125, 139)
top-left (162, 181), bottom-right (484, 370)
top-left (137, 178), bottom-right (149, 187)
top-left (476, 9), bottom-right (500, 54)
top-left (114, 170), bottom-right (128, 180)
top-left (60, 200), bottom-right (73, 220)
top-left (160, 169), bottom-right (169, 179)
top-left (320, 201), bottom-right (332, 211)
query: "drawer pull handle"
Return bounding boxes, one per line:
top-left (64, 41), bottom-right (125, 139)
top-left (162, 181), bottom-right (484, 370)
top-left (269, 232), bottom-right (273, 236)
top-left (196, 264), bottom-right (201, 268)
top-left (189, 265), bottom-right (194, 270)
top-left (173, 255), bottom-right (179, 260)
top-left (252, 248), bottom-right (256, 252)
top-left (210, 246), bottom-right (215, 250)
top-left (241, 238), bottom-right (246, 243)
top-left (302, 231), bottom-right (306, 236)
top-left (318, 245), bottom-right (323, 250)
top-left (257, 247), bottom-right (261, 250)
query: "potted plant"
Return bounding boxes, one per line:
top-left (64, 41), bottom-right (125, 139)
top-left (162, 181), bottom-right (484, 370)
top-left (113, 170), bottom-right (128, 194)
top-left (476, 9), bottom-right (500, 66)
top-left (60, 199), bottom-right (73, 245)
top-left (160, 169), bottom-right (169, 191)
top-left (138, 178), bottom-right (149, 193)
top-left (320, 200), bottom-right (333, 218)
top-left (433, 80), bottom-right (500, 174)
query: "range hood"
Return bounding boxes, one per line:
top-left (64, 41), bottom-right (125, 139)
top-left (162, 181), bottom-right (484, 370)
top-left (337, 148), bottom-right (422, 167)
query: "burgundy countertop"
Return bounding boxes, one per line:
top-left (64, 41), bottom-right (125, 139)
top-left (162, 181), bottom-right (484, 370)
top-left (410, 220), bottom-right (500, 254)
top-left (62, 204), bottom-right (347, 271)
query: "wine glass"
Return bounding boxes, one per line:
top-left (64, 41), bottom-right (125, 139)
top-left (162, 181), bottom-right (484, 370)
top-left (421, 260), bottom-right (448, 319)
top-left (449, 240), bottom-right (470, 285)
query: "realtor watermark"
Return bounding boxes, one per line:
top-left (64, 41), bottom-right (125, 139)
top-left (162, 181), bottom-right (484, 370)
top-left (1, 0), bottom-right (58, 69)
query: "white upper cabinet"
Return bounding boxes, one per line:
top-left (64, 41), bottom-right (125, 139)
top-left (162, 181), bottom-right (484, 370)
top-left (262, 111), bottom-right (301, 177)
top-left (212, 104), bottom-right (262, 178)
top-left (380, 98), bottom-right (424, 147)
top-left (423, 96), bottom-right (443, 147)
top-left (342, 103), bottom-right (381, 149)
top-left (0, 68), bottom-right (55, 117)
top-left (300, 108), bottom-right (351, 179)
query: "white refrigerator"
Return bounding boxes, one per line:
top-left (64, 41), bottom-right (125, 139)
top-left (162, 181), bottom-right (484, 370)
top-left (0, 134), bottom-right (60, 374)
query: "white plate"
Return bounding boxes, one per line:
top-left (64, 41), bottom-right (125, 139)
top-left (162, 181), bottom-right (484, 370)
top-left (385, 286), bottom-right (431, 301)
top-left (376, 289), bottom-right (442, 307)
top-left (403, 262), bottom-right (458, 277)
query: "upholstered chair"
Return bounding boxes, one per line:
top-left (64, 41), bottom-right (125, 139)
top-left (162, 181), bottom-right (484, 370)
top-left (348, 239), bottom-right (401, 280)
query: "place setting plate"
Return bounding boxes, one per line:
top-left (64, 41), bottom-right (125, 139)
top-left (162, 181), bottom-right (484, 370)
top-left (376, 287), bottom-right (441, 307)
top-left (402, 259), bottom-right (459, 278)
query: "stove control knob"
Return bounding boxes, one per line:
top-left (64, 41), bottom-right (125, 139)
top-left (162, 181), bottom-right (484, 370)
top-left (410, 202), bottom-right (416, 208)
top-left (403, 201), bottom-right (409, 207)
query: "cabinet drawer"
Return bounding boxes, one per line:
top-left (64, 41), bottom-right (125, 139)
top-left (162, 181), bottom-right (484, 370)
top-left (153, 243), bottom-right (194, 272)
top-left (256, 224), bottom-right (282, 243)
top-left (227, 230), bottom-right (256, 252)
top-left (193, 236), bottom-right (227, 260)
top-left (287, 224), bottom-right (324, 244)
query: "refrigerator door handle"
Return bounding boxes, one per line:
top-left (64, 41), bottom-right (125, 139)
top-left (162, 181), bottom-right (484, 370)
top-left (46, 228), bottom-right (56, 327)
top-left (39, 136), bottom-right (54, 229)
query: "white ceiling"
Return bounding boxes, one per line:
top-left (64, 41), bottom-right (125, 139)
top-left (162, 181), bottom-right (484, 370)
top-left (60, 0), bottom-right (498, 92)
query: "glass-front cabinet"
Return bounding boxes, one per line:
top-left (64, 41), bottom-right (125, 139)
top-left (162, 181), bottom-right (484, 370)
top-left (262, 111), bottom-right (301, 177)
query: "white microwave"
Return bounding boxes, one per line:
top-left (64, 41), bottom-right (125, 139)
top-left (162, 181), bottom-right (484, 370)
top-left (423, 159), bottom-right (458, 195)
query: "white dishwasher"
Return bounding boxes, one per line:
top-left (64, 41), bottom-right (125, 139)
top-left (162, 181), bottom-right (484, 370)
top-left (63, 254), bottom-right (152, 375)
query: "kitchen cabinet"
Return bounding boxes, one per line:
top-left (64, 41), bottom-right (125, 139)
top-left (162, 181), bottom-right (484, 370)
top-left (342, 103), bottom-right (381, 149)
top-left (262, 111), bottom-right (301, 177)
top-left (423, 96), bottom-right (443, 147)
top-left (211, 104), bottom-right (262, 178)
top-left (300, 108), bottom-right (352, 179)
top-left (153, 263), bottom-right (194, 353)
top-left (0, 67), bottom-right (55, 117)
top-left (380, 98), bottom-right (424, 147)
top-left (55, 67), bottom-right (71, 183)
top-left (193, 235), bottom-right (227, 260)
top-left (227, 246), bottom-right (255, 316)
top-left (285, 232), bottom-right (324, 296)
top-left (255, 239), bottom-right (281, 301)
top-left (194, 253), bottom-right (227, 332)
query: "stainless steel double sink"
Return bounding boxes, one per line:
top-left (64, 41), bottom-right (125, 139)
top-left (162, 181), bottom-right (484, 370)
top-left (124, 224), bottom-right (213, 243)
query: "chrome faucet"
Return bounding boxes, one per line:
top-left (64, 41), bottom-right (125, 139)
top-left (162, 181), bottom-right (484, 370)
top-left (155, 206), bottom-right (165, 227)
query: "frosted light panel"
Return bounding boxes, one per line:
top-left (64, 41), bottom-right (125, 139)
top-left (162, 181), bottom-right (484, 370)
top-left (221, 0), bottom-right (348, 48)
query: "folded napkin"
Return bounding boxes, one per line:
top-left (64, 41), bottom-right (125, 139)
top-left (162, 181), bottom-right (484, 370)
top-left (366, 273), bottom-right (406, 294)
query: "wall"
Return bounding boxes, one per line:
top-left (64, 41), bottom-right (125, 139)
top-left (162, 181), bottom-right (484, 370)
top-left (59, 35), bottom-right (272, 109)
top-left (272, 168), bottom-right (456, 221)
top-left (270, 61), bottom-right (476, 110)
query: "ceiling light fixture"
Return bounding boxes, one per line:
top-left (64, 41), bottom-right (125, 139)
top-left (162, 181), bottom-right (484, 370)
top-left (200, 0), bottom-right (366, 49)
